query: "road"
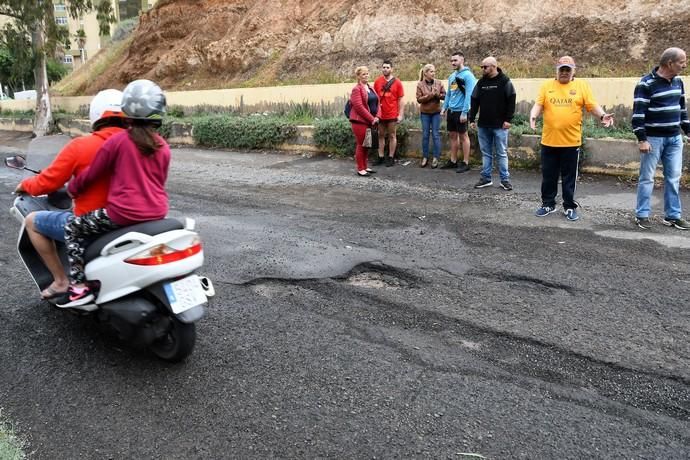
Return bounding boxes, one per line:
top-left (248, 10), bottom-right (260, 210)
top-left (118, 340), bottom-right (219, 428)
top-left (0, 132), bottom-right (688, 459)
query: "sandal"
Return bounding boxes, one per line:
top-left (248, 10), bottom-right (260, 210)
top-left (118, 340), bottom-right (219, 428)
top-left (41, 285), bottom-right (69, 300)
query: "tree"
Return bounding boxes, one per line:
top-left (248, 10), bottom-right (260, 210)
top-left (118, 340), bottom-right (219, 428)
top-left (0, 1), bottom-right (116, 136)
top-left (73, 27), bottom-right (86, 62)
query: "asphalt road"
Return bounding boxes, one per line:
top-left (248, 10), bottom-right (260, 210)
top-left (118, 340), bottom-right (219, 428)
top-left (0, 132), bottom-right (689, 459)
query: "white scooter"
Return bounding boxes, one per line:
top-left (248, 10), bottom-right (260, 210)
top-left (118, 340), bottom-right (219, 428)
top-left (5, 135), bottom-right (214, 362)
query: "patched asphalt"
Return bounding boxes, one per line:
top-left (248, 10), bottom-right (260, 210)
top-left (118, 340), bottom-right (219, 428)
top-left (0, 133), bottom-right (688, 458)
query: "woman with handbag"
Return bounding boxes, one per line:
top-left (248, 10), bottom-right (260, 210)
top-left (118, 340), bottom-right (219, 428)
top-left (348, 66), bottom-right (381, 177)
top-left (416, 64), bottom-right (446, 168)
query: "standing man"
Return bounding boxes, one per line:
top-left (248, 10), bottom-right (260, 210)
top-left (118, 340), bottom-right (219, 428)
top-left (469, 56), bottom-right (516, 190)
top-left (373, 59), bottom-right (404, 167)
top-left (441, 51), bottom-right (476, 173)
top-left (632, 47), bottom-right (690, 230)
top-left (530, 56), bottom-right (613, 221)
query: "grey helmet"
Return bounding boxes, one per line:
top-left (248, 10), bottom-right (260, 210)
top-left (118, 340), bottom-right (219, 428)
top-left (121, 79), bottom-right (166, 121)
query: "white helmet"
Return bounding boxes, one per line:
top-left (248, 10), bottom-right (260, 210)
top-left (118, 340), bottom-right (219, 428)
top-left (89, 89), bottom-right (124, 128)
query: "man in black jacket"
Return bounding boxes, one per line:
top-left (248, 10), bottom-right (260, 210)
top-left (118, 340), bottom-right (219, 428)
top-left (469, 56), bottom-right (517, 190)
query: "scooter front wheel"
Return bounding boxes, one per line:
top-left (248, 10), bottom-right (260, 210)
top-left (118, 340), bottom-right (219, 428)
top-left (149, 317), bottom-right (196, 362)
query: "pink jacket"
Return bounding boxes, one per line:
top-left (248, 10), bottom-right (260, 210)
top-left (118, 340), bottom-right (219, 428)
top-left (68, 130), bottom-right (170, 226)
top-left (349, 83), bottom-right (381, 125)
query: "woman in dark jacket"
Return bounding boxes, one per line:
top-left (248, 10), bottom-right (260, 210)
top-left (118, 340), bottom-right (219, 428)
top-left (349, 66), bottom-right (381, 176)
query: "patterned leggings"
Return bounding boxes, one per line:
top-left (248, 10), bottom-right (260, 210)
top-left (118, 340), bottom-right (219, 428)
top-left (65, 208), bottom-right (120, 284)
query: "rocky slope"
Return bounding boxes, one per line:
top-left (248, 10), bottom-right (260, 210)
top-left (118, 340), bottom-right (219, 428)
top-left (81, 0), bottom-right (690, 93)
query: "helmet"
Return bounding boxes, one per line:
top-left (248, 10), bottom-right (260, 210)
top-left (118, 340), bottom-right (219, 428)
top-left (89, 89), bottom-right (124, 128)
top-left (121, 79), bottom-right (166, 120)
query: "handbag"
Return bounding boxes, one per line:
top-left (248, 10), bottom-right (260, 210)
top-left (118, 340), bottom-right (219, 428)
top-left (362, 128), bottom-right (372, 148)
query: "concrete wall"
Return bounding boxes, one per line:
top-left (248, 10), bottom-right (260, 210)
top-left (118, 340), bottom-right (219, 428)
top-left (3, 77), bottom-right (688, 115)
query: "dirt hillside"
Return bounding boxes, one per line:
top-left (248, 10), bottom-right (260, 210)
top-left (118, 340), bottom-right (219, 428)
top-left (79, 0), bottom-right (690, 93)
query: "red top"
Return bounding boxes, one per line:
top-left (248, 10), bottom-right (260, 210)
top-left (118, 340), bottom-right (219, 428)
top-left (20, 127), bottom-right (124, 216)
top-left (68, 130), bottom-right (170, 226)
top-left (348, 83), bottom-right (381, 125)
top-left (373, 76), bottom-right (404, 120)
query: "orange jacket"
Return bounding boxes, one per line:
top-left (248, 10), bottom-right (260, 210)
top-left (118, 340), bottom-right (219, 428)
top-left (20, 127), bottom-right (124, 216)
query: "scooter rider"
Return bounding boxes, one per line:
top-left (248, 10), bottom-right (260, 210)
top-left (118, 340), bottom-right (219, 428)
top-left (14, 89), bottom-right (126, 299)
top-left (57, 79), bottom-right (170, 308)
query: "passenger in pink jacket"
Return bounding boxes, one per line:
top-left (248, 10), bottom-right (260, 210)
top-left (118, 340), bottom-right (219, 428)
top-left (57, 80), bottom-right (171, 308)
top-left (349, 66), bottom-right (381, 176)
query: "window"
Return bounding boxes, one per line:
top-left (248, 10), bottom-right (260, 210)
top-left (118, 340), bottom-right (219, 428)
top-left (63, 55), bottom-right (73, 65)
top-left (55, 17), bottom-right (68, 26)
top-left (54, 4), bottom-right (66, 12)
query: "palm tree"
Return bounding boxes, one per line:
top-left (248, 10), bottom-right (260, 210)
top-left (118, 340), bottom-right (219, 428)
top-left (74, 28), bottom-right (87, 63)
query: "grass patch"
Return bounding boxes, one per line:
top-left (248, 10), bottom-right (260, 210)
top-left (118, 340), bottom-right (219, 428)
top-left (51, 35), bottom-right (134, 96)
top-left (0, 410), bottom-right (25, 460)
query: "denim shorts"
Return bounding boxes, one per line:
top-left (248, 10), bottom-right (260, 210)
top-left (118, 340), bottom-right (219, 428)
top-left (32, 210), bottom-right (73, 242)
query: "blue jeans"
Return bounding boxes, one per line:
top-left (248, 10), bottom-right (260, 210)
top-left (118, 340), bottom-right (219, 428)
top-left (32, 210), bottom-right (73, 242)
top-left (478, 127), bottom-right (509, 181)
top-left (420, 112), bottom-right (441, 158)
top-left (635, 135), bottom-right (683, 219)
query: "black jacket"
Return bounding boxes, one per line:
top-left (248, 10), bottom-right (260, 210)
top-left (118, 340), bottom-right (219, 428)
top-left (468, 69), bottom-right (516, 128)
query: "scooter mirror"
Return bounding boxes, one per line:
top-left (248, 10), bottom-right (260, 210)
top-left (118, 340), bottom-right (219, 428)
top-left (4, 155), bottom-right (26, 170)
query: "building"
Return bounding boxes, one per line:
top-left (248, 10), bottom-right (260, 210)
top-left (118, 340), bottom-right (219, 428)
top-left (55, 0), bottom-right (159, 70)
top-left (0, 1), bottom-right (158, 71)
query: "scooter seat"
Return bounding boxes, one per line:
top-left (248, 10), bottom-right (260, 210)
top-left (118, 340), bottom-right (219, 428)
top-left (83, 218), bottom-right (184, 264)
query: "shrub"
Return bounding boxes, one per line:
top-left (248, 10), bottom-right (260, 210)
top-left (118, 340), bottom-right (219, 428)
top-left (313, 117), bottom-right (413, 157)
top-left (313, 117), bottom-right (355, 156)
top-left (192, 115), bottom-right (298, 149)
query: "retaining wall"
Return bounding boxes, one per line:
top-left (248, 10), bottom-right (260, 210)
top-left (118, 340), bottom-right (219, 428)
top-left (9, 117), bottom-right (690, 177)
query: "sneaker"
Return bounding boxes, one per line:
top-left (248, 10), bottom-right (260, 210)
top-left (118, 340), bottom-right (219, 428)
top-left (385, 156), bottom-right (394, 167)
top-left (456, 161), bottom-right (470, 173)
top-left (474, 177), bottom-right (493, 189)
top-left (634, 216), bottom-right (652, 229)
top-left (564, 208), bottom-right (579, 221)
top-left (55, 285), bottom-right (95, 308)
top-left (440, 160), bottom-right (458, 170)
top-left (662, 217), bottom-right (690, 230)
top-left (500, 180), bottom-right (513, 191)
top-left (373, 156), bottom-right (385, 166)
top-left (431, 158), bottom-right (439, 168)
top-left (535, 206), bottom-right (558, 217)
top-left (420, 157), bottom-right (428, 168)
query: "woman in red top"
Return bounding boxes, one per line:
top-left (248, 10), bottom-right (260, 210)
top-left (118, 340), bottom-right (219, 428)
top-left (348, 66), bottom-right (381, 176)
top-left (57, 80), bottom-right (171, 308)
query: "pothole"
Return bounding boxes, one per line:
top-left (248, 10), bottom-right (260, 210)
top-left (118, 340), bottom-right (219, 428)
top-left (344, 271), bottom-right (408, 290)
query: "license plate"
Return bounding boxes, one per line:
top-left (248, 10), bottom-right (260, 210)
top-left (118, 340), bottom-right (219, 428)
top-left (164, 275), bottom-right (208, 314)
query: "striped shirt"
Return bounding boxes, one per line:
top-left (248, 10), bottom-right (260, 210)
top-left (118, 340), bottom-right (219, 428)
top-left (631, 67), bottom-right (690, 141)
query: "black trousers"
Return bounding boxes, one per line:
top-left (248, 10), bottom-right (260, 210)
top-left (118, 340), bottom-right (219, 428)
top-left (540, 145), bottom-right (580, 210)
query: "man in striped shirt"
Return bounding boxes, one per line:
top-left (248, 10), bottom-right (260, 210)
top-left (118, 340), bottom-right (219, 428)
top-left (632, 47), bottom-right (690, 230)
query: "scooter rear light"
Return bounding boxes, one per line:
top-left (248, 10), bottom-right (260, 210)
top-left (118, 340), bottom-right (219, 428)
top-left (125, 239), bottom-right (202, 266)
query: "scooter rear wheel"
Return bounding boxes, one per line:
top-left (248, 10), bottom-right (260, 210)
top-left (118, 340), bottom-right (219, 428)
top-left (149, 317), bottom-right (196, 362)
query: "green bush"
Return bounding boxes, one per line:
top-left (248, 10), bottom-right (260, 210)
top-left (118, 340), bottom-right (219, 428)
top-left (192, 115), bottom-right (298, 149)
top-left (313, 117), bottom-right (412, 157)
top-left (313, 117), bottom-right (355, 156)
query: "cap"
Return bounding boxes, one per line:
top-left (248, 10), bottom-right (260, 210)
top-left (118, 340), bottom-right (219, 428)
top-left (556, 56), bottom-right (576, 69)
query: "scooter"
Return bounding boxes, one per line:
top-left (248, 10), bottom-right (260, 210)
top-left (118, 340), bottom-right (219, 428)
top-left (5, 134), bottom-right (214, 362)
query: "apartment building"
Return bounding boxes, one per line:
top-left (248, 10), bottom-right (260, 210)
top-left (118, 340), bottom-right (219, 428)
top-left (0, 1), bottom-right (158, 70)
top-left (56, 0), bottom-right (158, 70)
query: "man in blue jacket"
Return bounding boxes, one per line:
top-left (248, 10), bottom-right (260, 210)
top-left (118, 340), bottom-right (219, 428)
top-left (632, 47), bottom-right (690, 230)
top-left (441, 51), bottom-right (477, 172)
